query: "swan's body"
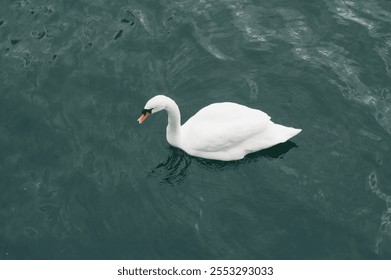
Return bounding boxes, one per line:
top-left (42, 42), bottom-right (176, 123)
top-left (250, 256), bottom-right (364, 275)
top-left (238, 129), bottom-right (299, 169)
top-left (138, 95), bottom-right (301, 161)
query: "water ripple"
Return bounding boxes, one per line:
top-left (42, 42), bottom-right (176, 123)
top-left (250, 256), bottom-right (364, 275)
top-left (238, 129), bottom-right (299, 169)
top-left (293, 41), bottom-right (391, 134)
top-left (368, 171), bottom-right (391, 255)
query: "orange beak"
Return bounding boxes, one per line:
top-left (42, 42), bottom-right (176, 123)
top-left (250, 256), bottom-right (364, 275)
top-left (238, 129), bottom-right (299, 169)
top-left (137, 112), bottom-right (151, 124)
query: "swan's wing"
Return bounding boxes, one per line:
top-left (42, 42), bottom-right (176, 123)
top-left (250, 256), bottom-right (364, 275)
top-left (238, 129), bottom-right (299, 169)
top-left (181, 102), bottom-right (271, 152)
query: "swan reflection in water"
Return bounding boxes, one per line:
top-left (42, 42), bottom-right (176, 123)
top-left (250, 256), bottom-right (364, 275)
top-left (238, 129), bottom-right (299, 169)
top-left (148, 141), bottom-right (298, 185)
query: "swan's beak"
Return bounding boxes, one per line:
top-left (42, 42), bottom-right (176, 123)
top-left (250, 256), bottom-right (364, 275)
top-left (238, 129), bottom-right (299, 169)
top-left (137, 112), bottom-right (151, 124)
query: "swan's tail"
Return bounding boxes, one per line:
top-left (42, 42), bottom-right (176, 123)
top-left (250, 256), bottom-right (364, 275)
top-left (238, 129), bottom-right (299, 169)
top-left (263, 123), bottom-right (302, 148)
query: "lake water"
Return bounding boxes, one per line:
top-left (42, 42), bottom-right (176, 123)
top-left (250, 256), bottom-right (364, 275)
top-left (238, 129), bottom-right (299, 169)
top-left (1, 0), bottom-right (391, 259)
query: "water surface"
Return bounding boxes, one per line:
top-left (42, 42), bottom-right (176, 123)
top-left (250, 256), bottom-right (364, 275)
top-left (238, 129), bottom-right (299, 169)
top-left (0, 0), bottom-right (391, 259)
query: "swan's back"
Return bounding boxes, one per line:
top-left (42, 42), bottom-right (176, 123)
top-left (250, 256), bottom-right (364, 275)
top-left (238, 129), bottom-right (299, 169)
top-left (185, 102), bottom-right (270, 124)
top-left (181, 102), bottom-right (272, 153)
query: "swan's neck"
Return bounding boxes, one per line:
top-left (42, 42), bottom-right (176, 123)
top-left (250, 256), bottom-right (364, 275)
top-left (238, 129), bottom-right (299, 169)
top-left (165, 101), bottom-right (181, 147)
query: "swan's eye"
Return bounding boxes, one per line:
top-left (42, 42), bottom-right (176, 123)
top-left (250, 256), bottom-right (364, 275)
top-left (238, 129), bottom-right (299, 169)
top-left (142, 108), bottom-right (152, 115)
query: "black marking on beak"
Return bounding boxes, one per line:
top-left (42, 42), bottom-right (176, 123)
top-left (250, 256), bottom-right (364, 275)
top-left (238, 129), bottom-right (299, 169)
top-left (141, 108), bottom-right (152, 115)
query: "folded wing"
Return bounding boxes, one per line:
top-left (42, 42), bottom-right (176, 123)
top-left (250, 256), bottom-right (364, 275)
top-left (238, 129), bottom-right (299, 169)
top-left (181, 102), bottom-right (271, 152)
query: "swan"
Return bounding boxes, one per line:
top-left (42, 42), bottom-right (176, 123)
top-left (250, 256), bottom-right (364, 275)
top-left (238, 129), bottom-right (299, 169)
top-left (137, 95), bottom-right (301, 161)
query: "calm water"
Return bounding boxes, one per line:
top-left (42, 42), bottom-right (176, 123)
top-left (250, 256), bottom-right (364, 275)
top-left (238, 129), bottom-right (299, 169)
top-left (1, 0), bottom-right (391, 259)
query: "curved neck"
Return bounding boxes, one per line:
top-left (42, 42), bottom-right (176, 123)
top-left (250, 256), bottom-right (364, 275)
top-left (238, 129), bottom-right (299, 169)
top-left (164, 100), bottom-right (181, 147)
top-left (166, 101), bottom-right (181, 129)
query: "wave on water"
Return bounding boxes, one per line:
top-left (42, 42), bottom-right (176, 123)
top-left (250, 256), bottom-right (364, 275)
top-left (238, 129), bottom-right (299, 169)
top-left (290, 0), bottom-right (391, 134)
top-left (368, 171), bottom-right (391, 255)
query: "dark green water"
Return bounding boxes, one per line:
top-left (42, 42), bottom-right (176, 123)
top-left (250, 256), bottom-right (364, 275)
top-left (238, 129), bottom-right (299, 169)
top-left (1, 0), bottom-right (391, 259)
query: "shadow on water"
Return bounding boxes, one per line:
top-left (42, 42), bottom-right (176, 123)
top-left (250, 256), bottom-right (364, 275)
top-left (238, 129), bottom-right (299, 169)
top-left (148, 141), bottom-right (298, 184)
top-left (255, 141), bottom-right (298, 159)
top-left (195, 141), bottom-right (298, 170)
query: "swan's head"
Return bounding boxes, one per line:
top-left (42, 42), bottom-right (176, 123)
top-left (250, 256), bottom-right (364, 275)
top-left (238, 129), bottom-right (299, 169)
top-left (137, 95), bottom-right (173, 124)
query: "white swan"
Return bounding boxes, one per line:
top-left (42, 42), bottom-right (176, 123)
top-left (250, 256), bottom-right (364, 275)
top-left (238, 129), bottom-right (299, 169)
top-left (137, 95), bottom-right (301, 161)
